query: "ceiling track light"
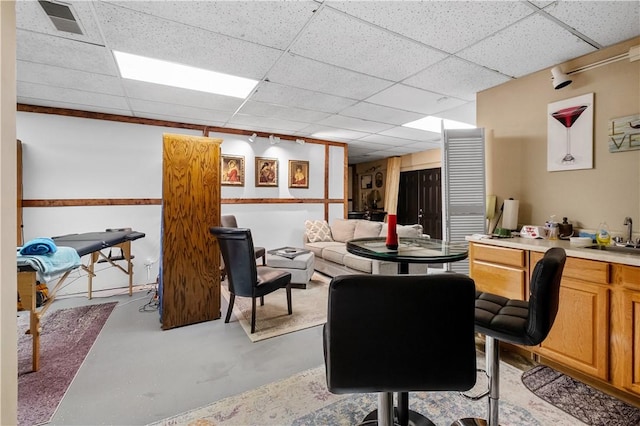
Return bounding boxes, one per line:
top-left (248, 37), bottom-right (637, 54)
top-left (295, 138), bottom-right (305, 145)
top-left (248, 133), bottom-right (257, 143)
top-left (551, 66), bottom-right (572, 90)
top-left (269, 135), bottom-right (280, 145)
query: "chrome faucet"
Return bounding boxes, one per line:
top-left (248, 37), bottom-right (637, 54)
top-left (623, 217), bottom-right (633, 245)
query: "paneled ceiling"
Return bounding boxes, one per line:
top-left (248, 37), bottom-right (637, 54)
top-left (16, 1), bottom-right (640, 163)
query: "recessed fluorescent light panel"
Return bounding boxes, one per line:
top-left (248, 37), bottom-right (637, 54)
top-left (113, 51), bottom-right (258, 98)
top-left (403, 116), bottom-right (475, 133)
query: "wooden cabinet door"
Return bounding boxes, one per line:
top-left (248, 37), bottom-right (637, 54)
top-left (536, 278), bottom-right (609, 379)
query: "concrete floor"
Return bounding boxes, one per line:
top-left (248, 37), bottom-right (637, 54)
top-left (46, 287), bottom-right (325, 425)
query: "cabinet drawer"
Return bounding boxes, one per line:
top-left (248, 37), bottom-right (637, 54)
top-left (472, 244), bottom-right (526, 268)
top-left (531, 252), bottom-right (610, 285)
top-left (472, 261), bottom-right (526, 300)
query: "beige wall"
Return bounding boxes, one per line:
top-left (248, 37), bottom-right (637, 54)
top-left (478, 37), bottom-right (640, 235)
top-left (1, 1), bottom-right (17, 424)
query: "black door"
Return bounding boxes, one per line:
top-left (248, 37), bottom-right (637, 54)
top-left (398, 168), bottom-right (442, 240)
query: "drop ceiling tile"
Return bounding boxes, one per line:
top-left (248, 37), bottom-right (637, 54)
top-left (18, 61), bottom-right (125, 96)
top-left (457, 14), bottom-right (596, 78)
top-left (327, 1), bottom-right (534, 53)
top-left (93, 2), bottom-right (282, 80)
top-left (128, 99), bottom-right (233, 123)
top-left (543, 1), bottom-right (640, 47)
top-left (122, 80), bottom-right (244, 111)
top-left (339, 103), bottom-right (425, 126)
top-left (103, 1), bottom-right (318, 49)
top-left (317, 115), bottom-right (395, 134)
top-left (16, 0), bottom-right (105, 45)
top-left (227, 114), bottom-right (310, 133)
top-left (348, 139), bottom-right (396, 149)
top-left (251, 82), bottom-right (356, 114)
top-left (131, 111), bottom-right (226, 128)
top-left (366, 84), bottom-right (466, 114)
top-left (404, 57), bottom-right (512, 102)
top-left (17, 81), bottom-right (130, 110)
top-left (299, 124), bottom-right (371, 142)
top-left (290, 7), bottom-right (447, 81)
top-left (357, 134), bottom-right (421, 146)
top-left (378, 125), bottom-right (441, 141)
top-left (267, 53), bottom-right (393, 100)
top-left (435, 102), bottom-right (478, 127)
top-left (17, 30), bottom-right (118, 75)
top-left (238, 101), bottom-right (331, 124)
top-left (16, 98), bottom-right (131, 117)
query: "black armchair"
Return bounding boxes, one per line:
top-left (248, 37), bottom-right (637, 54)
top-left (324, 273), bottom-right (477, 426)
top-left (210, 227), bottom-right (292, 334)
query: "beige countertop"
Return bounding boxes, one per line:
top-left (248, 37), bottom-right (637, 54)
top-left (466, 235), bottom-right (640, 267)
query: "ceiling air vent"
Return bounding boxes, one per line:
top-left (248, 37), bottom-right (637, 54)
top-left (38, 0), bottom-right (83, 35)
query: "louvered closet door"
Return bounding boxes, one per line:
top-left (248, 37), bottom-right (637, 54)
top-left (442, 128), bottom-right (486, 274)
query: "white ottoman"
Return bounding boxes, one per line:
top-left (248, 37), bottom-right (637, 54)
top-left (266, 250), bottom-right (315, 289)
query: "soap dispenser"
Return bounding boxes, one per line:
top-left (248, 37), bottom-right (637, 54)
top-left (596, 222), bottom-right (611, 246)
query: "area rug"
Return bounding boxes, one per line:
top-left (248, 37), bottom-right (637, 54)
top-left (151, 355), bottom-right (582, 426)
top-left (17, 302), bottom-right (117, 426)
top-left (220, 272), bottom-right (330, 342)
top-left (522, 365), bottom-right (640, 425)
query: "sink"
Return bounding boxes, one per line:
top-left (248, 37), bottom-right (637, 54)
top-left (585, 244), bottom-right (640, 255)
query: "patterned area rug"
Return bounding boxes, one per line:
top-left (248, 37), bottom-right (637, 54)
top-left (151, 355), bottom-right (583, 426)
top-left (522, 365), bottom-right (640, 425)
top-left (220, 272), bottom-right (330, 342)
top-left (18, 302), bottom-right (117, 426)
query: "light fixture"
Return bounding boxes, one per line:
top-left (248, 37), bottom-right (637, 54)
top-left (113, 51), bottom-right (258, 98)
top-left (248, 133), bottom-right (257, 143)
top-left (402, 116), bottom-right (475, 133)
top-left (295, 138), bottom-right (305, 145)
top-left (269, 135), bottom-right (280, 145)
top-left (551, 66), bottom-right (572, 90)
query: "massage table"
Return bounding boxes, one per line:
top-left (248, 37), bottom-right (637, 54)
top-left (17, 229), bottom-right (145, 371)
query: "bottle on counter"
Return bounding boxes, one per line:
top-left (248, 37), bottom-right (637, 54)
top-left (596, 222), bottom-right (611, 246)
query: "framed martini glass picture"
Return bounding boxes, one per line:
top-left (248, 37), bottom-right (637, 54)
top-left (547, 93), bottom-right (594, 171)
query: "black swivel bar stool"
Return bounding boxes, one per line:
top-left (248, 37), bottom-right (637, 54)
top-left (454, 247), bottom-right (566, 426)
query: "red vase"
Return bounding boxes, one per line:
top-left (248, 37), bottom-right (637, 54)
top-left (386, 214), bottom-right (399, 250)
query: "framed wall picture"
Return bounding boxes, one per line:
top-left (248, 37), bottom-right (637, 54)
top-left (361, 174), bottom-right (372, 189)
top-left (255, 157), bottom-right (278, 187)
top-left (289, 160), bottom-right (309, 188)
top-left (547, 92), bottom-right (594, 171)
top-left (221, 155), bottom-right (245, 186)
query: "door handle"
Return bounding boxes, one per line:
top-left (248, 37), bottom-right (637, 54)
top-left (418, 208), bottom-right (424, 220)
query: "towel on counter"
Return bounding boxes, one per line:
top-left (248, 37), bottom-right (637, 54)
top-left (17, 246), bottom-right (81, 282)
top-left (19, 237), bottom-right (58, 255)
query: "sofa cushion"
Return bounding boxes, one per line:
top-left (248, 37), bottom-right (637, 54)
top-left (379, 223), bottom-right (423, 238)
top-left (343, 253), bottom-right (373, 273)
top-left (354, 220), bottom-right (383, 239)
top-left (331, 219), bottom-right (358, 242)
top-left (305, 220), bottom-right (333, 243)
top-left (322, 245), bottom-right (348, 264)
top-left (304, 241), bottom-right (342, 258)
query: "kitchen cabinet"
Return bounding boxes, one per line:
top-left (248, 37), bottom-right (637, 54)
top-left (531, 253), bottom-right (610, 380)
top-left (469, 240), bottom-right (640, 402)
top-left (611, 264), bottom-right (640, 397)
top-left (469, 243), bottom-right (528, 299)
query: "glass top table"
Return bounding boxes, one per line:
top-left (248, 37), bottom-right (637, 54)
top-left (346, 236), bottom-right (469, 273)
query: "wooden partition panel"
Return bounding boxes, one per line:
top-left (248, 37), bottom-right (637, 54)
top-left (161, 133), bottom-right (222, 329)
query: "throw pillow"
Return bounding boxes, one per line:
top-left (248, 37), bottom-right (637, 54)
top-left (305, 220), bottom-right (333, 243)
top-left (330, 219), bottom-right (358, 242)
top-left (354, 220), bottom-right (383, 239)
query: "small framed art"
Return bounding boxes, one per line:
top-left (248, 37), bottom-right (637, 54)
top-left (221, 155), bottom-right (245, 186)
top-left (360, 174), bottom-right (372, 189)
top-left (255, 157), bottom-right (278, 187)
top-left (289, 160), bottom-right (309, 188)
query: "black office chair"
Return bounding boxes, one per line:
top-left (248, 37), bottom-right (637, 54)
top-left (454, 247), bottom-right (566, 426)
top-left (220, 215), bottom-right (266, 263)
top-left (324, 273), bottom-right (477, 426)
top-left (210, 227), bottom-right (292, 334)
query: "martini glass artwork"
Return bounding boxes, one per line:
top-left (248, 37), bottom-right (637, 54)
top-left (551, 105), bottom-right (589, 164)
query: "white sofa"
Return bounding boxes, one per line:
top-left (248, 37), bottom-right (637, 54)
top-left (303, 219), bottom-right (429, 277)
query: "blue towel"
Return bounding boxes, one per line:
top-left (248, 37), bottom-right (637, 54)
top-left (19, 237), bottom-right (58, 255)
top-left (17, 246), bottom-right (81, 282)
